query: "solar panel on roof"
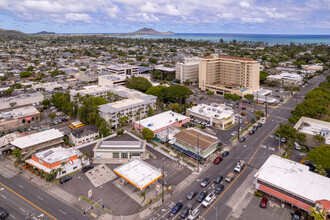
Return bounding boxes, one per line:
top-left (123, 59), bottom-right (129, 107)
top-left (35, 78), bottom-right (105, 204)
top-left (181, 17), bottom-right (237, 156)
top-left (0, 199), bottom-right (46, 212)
top-left (43, 150), bottom-right (54, 158)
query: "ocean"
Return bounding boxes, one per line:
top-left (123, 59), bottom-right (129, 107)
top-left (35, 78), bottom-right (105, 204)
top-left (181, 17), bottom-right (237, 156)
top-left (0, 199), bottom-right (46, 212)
top-left (117, 33), bottom-right (330, 45)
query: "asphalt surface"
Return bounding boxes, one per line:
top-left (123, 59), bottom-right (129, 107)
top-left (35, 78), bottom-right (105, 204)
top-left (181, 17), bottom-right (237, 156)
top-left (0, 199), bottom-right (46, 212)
top-left (146, 74), bottom-right (325, 220)
top-left (0, 174), bottom-right (91, 220)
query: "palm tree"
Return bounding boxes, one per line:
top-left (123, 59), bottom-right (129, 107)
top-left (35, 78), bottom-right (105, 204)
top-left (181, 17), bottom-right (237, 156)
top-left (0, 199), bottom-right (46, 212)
top-left (61, 161), bottom-right (67, 173)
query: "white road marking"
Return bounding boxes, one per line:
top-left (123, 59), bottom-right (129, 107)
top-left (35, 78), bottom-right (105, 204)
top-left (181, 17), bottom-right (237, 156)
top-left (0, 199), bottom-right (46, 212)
top-left (59, 209), bottom-right (66, 215)
top-left (18, 184), bottom-right (24, 188)
top-left (9, 214), bottom-right (16, 219)
top-left (19, 207), bottom-right (25, 212)
top-left (0, 194), bottom-right (6, 198)
top-left (37, 196), bottom-right (44, 200)
top-left (268, 147), bottom-right (275, 151)
top-left (243, 145), bottom-right (246, 148)
top-left (33, 217), bottom-right (38, 220)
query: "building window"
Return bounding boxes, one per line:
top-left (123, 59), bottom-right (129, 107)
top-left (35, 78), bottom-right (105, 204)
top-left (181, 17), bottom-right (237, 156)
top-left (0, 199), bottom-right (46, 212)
top-left (38, 159), bottom-right (43, 164)
top-left (121, 153), bottom-right (128, 158)
top-left (113, 153), bottom-right (119, 158)
top-left (62, 171), bottom-right (66, 174)
top-left (131, 152), bottom-right (140, 157)
top-left (73, 166), bottom-right (77, 170)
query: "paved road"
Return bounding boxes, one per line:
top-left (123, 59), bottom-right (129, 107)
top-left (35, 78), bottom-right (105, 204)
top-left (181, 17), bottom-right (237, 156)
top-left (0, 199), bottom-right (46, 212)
top-left (147, 74), bottom-right (325, 220)
top-left (0, 174), bottom-right (91, 220)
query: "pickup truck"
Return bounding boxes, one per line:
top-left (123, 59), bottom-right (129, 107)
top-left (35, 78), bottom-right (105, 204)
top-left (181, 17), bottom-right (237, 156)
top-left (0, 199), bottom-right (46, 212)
top-left (187, 208), bottom-right (200, 220)
top-left (225, 172), bottom-right (234, 183)
top-left (201, 193), bottom-right (216, 208)
top-left (234, 160), bottom-right (245, 173)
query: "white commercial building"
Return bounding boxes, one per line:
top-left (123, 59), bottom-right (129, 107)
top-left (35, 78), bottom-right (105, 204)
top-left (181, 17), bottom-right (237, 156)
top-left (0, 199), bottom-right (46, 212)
top-left (267, 72), bottom-right (303, 86)
top-left (175, 58), bottom-right (201, 84)
top-left (0, 92), bottom-right (44, 110)
top-left (105, 64), bottom-right (139, 75)
top-left (69, 125), bottom-right (99, 146)
top-left (186, 103), bottom-right (235, 129)
top-left (255, 155), bottom-right (330, 212)
top-left (302, 64), bottom-right (323, 72)
top-left (252, 89), bottom-right (278, 105)
top-left (98, 74), bottom-right (127, 87)
top-left (114, 159), bottom-right (163, 190)
top-left (32, 82), bottom-right (69, 92)
top-left (294, 117), bottom-right (330, 146)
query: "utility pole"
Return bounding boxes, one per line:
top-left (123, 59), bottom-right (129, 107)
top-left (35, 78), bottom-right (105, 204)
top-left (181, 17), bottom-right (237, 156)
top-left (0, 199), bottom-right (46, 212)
top-left (265, 95), bottom-right (268, 118)
top-left (162, 158), bottom-right (165, 203)
top-left (237, 101), bottom-right (242, 140)
top-left (278, 134), bottom-right (281, 149)
top-left (197, 134), bottom-right (200, 173)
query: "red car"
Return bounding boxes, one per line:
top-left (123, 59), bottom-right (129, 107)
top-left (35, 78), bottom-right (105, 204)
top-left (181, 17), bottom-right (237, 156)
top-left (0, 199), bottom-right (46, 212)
top-left (260, 197), bottom-right (268, 208)
top-left (213, 156), bottom-right (223, 164)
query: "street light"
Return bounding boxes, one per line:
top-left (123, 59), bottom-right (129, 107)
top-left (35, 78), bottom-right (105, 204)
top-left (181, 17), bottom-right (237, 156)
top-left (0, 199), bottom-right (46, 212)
top-left (210, 205), bottom-right (218, 220)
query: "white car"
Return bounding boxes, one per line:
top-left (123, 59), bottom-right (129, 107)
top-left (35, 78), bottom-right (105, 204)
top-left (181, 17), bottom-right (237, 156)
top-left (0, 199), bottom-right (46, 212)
top-left (201, 193), bottom-right (216, 208)
top-left (293, 142), bottom-right (301, 150)
top-left (231, 131), bottom-right (238, 136)
top-left (261, 119), bottom-right (266, 124)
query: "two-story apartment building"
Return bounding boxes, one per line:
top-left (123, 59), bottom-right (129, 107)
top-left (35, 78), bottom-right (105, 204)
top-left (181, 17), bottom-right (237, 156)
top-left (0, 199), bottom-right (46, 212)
top-left (69, 125), bottom-right (99, 146)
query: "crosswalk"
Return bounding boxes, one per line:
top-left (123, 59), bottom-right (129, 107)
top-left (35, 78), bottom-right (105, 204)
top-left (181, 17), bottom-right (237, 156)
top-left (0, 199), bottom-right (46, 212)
top-left (0, 164), bottom-right (17, 178)
top-left (260, 145), bottom-right (276, 151)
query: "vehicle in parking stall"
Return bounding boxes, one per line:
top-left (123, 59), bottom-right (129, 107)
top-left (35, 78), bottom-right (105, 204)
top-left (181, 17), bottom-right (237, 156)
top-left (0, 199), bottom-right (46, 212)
top-left (213, 156), bottom-right (223, 164)
top-left (59, 176), bottom-right (72, 184)
top-left (225, 172), bottom-right (235, 183)
top-left (260, 197), bottom-right (268, 208)
top-left (249, 130), bottom-right (255, 135)
top-left (171, 202), bottom-right (183, 215)
top-left (234, 160), bottom-right (245, 173)
top-left (242, 107), bottom-right (246, 110)
top-left (293, 142), bottom-right (301, 150)
top-left (214, 184), bottom-right (224, 194)
top-left (281, 138), bottom-right (286, 143)
top-left (239, 137), bottom-right (246, 143)
top-left (200, 178), bottom-right (210, 188)
top-left (196, 191), bottom-right (208, 202)
top-left (292, 210), bottom-right (301, 220)
top-left (82, 164), bottom-right (94, 173)
top-left (257, 123), bottom-right (262, 128)
top-left (252, 126), bottom-right (258, 132)
top-left (222, 151), bottom-right (229, 157)
top-left (179, 204), bottom-right (192, 218)
top-left (214, 175), bottom-right (223, 184)
top-left (186, 190), bottom-right (198, 200)
top-left (0, 207), bottom-right (9, 220)
top-left (231, 131), bottom-right (238, 137)
top-left (201, 192), bottom-right (216, 208)
top-left (261, 119), bottom-right (266, 124)
top-left (187, 208), bottom-right (200, 220)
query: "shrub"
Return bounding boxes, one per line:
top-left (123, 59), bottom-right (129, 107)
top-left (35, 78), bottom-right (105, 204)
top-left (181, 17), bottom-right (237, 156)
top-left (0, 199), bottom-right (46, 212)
top-left (254, 191), bottom-right (262, 197)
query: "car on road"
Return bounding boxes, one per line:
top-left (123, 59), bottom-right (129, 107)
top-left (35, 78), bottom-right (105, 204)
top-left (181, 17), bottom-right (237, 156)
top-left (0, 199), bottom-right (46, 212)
top-left (260, 197), bottom-right (268, 208)
top-left (60, 176), bottom-right (72, 184)
top-left (293, 142), bottom-right (301, 150)
top-left (213, 156), bottom-right (223, 164)
top-left (82, 164), bottom-right (94, 173)
top-left (215, 184), bottom-right (224, 194)
top-left (171, 202), bottom-right (183, 215)
top-left (292, 210), bottom-right (301, 220)
top-left (242, 107), bottom-right (246, 110)
top-left (201, 192), bottom-right (216, 208)
top-left (0, 207), bottom-right (9, 220)
top-left (200, 178), bottom-right (210, 188)
top-left (249, 130), bottom-right (255, 135)
top-left (179, 204), bottom-right (192, 218)
top-left (239, 137), bottom-right (246, 143)
top-left (261, 119), bottom-right (266, 124)
top-left (187, 208), bottom-right (200, 220)
top-left (231, 131), bottom-right (238, 137)
top-left (214, 175), bottom-right (223, 184)
top-left (196, 191), bottom-right (208, 202)
top-left (186, 190), bottom-right (197, 200)
top-left (29, 125), bottom-right (37, 130)
top-left (222, 151), bottom-right (229, 157)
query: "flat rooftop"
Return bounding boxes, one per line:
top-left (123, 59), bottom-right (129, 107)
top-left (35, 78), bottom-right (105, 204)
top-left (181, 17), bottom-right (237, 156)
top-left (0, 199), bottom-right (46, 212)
top-left (155, 66), bottom-right (175, 72)
top-left (95, 140), bottom-right (145, 151)
top-left (136, 111), bottom-right (189, 132)
top-left (98, 74), bottom-right (127, 81)
top-left (106, 64), bottom-right (138, 70)
top-left (0, 92), bottom-right (43, 103)
top-left (188, 103), bottom-right (234, 121)
top-left (255, 155), bottom-right (330, 203)
top-left (12, 106), bottom-right (40, 118)
top-left (174, 128), bottom-right (219, 151)
top-left (114, 159), bottom-right (163, 190)
top-left (267, 72), bottom-right (302, 81)
top-left (10, 128), bottom-right (64, 149)
top-left (294, 117), bottom-right (330, 144)
top-left (99, 98), bottom-right (147, 113)
top-left (34, 147), bottom-right (79, 164)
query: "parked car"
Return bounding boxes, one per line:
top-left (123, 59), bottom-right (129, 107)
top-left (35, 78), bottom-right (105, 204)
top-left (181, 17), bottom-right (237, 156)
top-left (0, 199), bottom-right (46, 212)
top-left (59, 176), bottom-right (72, 184)
top-left (260, 197), bottom-right (268, 208)
top-left (292, 210), bottom-right (301, 220)
top-left (252, 126), bottom-right (258, 132)
top-left (82, 164), bottom-right (94, 173)
top-left (261, 119), bottom-right (266, 124)
top-left (249, 130), bottom-right (255, 135)
top-left (222, 151), bottom-right (229, 157)
top-left (200, 178), bottom-right (210, 188)
top-left (231, 131), bottom-right (238, 137)
top-left (257, 123), bottom-right (262, 128)
top-left (214, 184), bottom-right (224, 194)
top-left (242, 107), bottom-right (246, 110)
top-left (186, 190), bottom-right (198, 200)
top-left (281, 138), bottom-right (286, 143)
top-left (293, 142), bottom-right (301, 150)
top-left (239, 137), bottom-right (246, 143)
top-left (171, 202), bottom-right (183, 215)
top-left (179, 204), bottom-right (192, 218)
top-left (196, 191), bottom-right (208, 202)
top-left (0, 207), bottom-right (9, 220)
top-left (214, 175), bottom-right (223, 184)
top-left (213, 156), bottom-right (223, 164)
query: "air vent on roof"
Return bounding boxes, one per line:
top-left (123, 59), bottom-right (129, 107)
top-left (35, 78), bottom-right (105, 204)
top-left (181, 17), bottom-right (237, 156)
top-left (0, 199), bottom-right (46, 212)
top-left (43, 150), bottom-right (54, 158)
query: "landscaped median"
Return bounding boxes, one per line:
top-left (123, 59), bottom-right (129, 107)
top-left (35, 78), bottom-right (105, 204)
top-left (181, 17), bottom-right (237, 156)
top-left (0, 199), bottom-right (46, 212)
top-left (230, 122), bottom-right (254, 142)
top-left (141, 185), bottom-right (175, 210)
top-left (78, 195), bottom-right (112, 214)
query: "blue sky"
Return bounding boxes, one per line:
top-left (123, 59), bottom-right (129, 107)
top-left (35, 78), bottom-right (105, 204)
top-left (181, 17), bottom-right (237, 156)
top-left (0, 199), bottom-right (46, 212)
top-left (0, 0), bottom-right (329, 34)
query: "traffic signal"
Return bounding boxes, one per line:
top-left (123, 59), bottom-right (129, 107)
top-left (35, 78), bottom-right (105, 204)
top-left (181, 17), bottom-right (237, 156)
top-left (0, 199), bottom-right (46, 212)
top-left (101, 204), bottom-right (104, 210)
top-left (91, 206), bottom-right (93, 210)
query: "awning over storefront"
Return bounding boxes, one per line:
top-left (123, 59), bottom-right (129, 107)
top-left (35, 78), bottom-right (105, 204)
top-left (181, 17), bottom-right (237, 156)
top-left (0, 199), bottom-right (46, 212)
top-left (26, 117), bottom-right (31, 121)
top-left (171, 144), bottom-right (202, 161)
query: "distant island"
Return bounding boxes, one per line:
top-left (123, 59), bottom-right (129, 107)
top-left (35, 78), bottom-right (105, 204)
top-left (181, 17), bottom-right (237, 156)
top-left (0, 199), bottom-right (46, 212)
top-left (32, 31), bottom-right (56, 35)
top-left (131, 28), bottom-right (174, 35)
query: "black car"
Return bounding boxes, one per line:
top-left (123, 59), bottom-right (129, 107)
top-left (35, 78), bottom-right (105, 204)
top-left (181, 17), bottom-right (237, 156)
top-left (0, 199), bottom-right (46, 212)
top-left (196, 191), bottom-right (208, 202)
top-left (249, 130), bottom-right (255, 135)
top-left (82, 164), bottom-right (94, 173)
top-left (61, 118), bottom-right (68, 122)
top-left (252, 126), bottom-right (258, 131)
top-left (179, 204), bottom-right (192, 218)
top-left (222, 151), bottom-right (229, 157)
top-left (171, 202), bottom-right (183, 214)
top-left (214, 175), bottom-right (223, 184)
top-left (292, 210), bottom-right (301, 220)
top-left (214, 184), bottom-right (224, 194)
top-left (239, 137), bottom-right (246, 143)
top-left (200, 178), bottom-right (210, 187)
top-left (0, 207), bottom-right (8, 220)
top-left (186, 190), bottom-right (198, 200)
top-left (257, 123), bottom-right (262, 128)
top-left (59, 176), bottom-right (72, 184)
